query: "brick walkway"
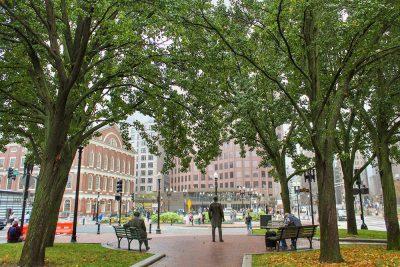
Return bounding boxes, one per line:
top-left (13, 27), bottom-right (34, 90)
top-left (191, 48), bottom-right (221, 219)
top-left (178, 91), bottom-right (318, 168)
top-left (55, 232), bottom-right (319, 267)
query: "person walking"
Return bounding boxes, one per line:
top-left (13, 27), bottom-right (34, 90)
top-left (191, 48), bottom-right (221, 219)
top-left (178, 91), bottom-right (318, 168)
top-left (124, 211), bottom-right (150, 251)
top-left (245, 212), bottom-right (253, 235)
top-left (208, 196), bottom-right (224, 242)
top-left (7, 220), bottom-right (22, 243)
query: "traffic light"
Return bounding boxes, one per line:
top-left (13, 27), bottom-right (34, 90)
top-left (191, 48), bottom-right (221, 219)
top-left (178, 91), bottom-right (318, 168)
top-left (116, 179), bottom-right (123, 193)
top-left (7, 168), bottom-right (16, 180)
top-left (131, 193), bottom-right (135, 201)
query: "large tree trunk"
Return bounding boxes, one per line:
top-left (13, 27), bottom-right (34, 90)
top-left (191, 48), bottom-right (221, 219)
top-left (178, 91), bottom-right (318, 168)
top-left (315, 149), bottom-right (343, 263)
top-left (279, 179), bottom-right (291, 214)
top-left (376, 143), bottom-right (400, 250)
top-left (19, 145), bottom-right (74, 266)
top-left (343, 178), bottom-right (358, 235)
top-left (341, 164), bottom-right (358, 235)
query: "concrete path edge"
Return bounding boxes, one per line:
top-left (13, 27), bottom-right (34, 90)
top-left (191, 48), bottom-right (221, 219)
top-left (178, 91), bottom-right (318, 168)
top-left (130, 253), bottom-right (166, 267)
top-left (314, 237), bottom-right (387, 244)
top-left (101, 242), bottom-right (166, 267)
top-left (242, 254), bottom-right (252, 267)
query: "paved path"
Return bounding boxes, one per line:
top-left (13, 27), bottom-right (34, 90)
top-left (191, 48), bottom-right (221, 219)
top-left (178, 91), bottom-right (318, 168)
top-left (55, 227), bottom-right (319, 267)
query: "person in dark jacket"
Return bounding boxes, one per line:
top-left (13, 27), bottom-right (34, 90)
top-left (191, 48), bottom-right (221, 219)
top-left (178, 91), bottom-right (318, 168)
top-left (7, 220), bottom-right (22, 243)
top-left (208, 196), bottom-right (225, 242)
top-left (124, 211), bottom-right (150, 250)
top-left (281, 213), bottom-right (302, 250)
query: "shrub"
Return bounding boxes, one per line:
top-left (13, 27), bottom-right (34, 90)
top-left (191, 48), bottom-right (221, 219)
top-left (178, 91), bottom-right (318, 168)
top-left (150, 212), bottom-right (184, 224)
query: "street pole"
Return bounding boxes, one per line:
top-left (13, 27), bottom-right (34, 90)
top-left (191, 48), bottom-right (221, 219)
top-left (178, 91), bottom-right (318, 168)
top-left (355, 170), bottom-right (368, 230)
top-left (294, 186), bottom-right (300, 219)
top-left (305, 169), bottom-right (315, 225)
top-left (118, 192), bottom-right (122, 225)
top-left (71, 146), bottom-right (83, 242)
top-left (214, 172), bottom-right (218, 197)
top-left (96, 191), bottom-right (100, 235)
top-left (156, 177), bottom-right (161, 234)
top-left (20, 163), bottom-right (32, 231)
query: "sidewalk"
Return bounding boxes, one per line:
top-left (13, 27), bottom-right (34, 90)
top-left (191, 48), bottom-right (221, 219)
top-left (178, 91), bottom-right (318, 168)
top-left (55, 232), bottom-right (319, 267)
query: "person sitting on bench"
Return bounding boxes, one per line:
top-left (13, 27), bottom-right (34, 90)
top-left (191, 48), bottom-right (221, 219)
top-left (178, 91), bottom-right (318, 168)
top-left (124, 211), bottom-right (150, 251)
top-left (7, 220), bottom-right (22, 243)
top-left (281, 213), bottom-right (301, 250)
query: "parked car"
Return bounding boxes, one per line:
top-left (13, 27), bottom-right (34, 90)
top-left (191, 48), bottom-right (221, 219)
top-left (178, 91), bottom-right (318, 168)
top-left (337, 209), bottom-right (347, 221)
top-left (0, 218), bottom-right (6, 230)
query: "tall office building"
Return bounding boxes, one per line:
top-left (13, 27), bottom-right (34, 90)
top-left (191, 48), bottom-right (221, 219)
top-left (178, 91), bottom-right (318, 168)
top-left (130, 119), bottom-right (162, 193)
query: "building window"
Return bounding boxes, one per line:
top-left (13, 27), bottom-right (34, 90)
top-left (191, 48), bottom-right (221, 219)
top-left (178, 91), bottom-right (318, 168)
top-left (253, 181), bottom-right (259, 188)
top-left (141, 155), bottom-right (146, 161)
top-left (148, 155), bottom-right (154, 160)
top-left (141, 178), bottom-right (146, 183)
top-left (103, 177), bottom-right (107, 191)
top-left (110, 157), bottom-right (114, 171)
top-left (230, 172), bottom-right (234, 178)
top-left (194, 184), bottom-right (198, 189)
top-left (262, 181), bottom-right (266, 188)
top-left (229, 162), bottom-right (234, 168)
top-left (104, 155), bottom-right (108, 170)
top-left (97, 153), bottom-right (101, 168)
top-left (117, 159), bottom-right (120, 172)
top-left (148, 170), bottom-right (153, 175)
top-left (21, 157), bottom-right (25, 168)
top-left (141, 148), bottom-right (146, 153)
top-left (89, 151), bottom-right (94, 167)
top-left (86, 201), bottom-right (91, 213)
top-left (268, 181), bottom-right (273, 188)
top-left (140, 163), bottom-right (146, 168)
top-left (148, 178), bottom-right (153, 183)
top-left (214, 164), bottom-right (218, 171)
top-left (201, 184), bottom-right (206, 188)
top-left (66, 175), bottom-right (72, 189)
top-left (147, 186), bottom-right (152, 191)
top-left (9, 157), bottom-right (16, 168)
top-left (224, 162), bottom-right (228, 169)
top-left (230, 182), bottom-right (234, 188)
top-left (253, 172), bottom-right (258, 177)
top-left (109, 178), bottom-right (113, 192)
top-left (10, 146), bottom-right (18, 152)
top-left (245, 181), bottom-right (251, 188)
top-left (128, 162), bottom-right (131, 174)
top-left (194, 174), bottom-right (198, 181)
top-left (64, 200), bottom-right (71, 212)
top-left (0, 158), bottom-right (4, 168)
top-left (261, 171), bottom-right (266, 178)
top-left (140, 186), bottom-right (145, 191)
top-left (122, 160), bottom-right (125, 173)
top-left (88, 175), bottom-right (93, 190)
top-left (95, 176), bottom-right (100, 190)
top-left (148, 162), bottom-right (153, 168)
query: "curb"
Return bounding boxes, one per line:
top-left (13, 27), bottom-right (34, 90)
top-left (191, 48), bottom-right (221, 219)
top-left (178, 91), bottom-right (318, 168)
top-left (242, 254), bottom-right (252, 267)
top-left (315, 237), bottom-right (387, 244)
top-left (101, 243), bottom-right (166, 266)
top-left (130, 253), bottom-right (166, 267)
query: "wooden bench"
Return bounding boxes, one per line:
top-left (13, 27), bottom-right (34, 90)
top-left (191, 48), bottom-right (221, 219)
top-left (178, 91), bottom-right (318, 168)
top-left (113, 226), bottom-right (151, 251)
top-left (262, 220), bottom-right (285, 229)
top-left (265, 225), bottom-right (318, 251)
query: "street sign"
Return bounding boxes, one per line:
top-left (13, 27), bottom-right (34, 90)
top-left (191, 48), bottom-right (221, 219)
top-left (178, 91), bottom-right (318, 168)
top-left (353, 187), bottom-right (369, 195)
top-left (299, 188), bottom-right (310, 193)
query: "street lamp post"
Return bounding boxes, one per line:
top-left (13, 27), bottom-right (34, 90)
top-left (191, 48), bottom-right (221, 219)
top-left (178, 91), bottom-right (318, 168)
top-left (213, 172), bottom-right (218, 197)
top-left (247, 188), bottom-right (254, 210)
top-left (355, 169), bottom-right (368, 230)
top-left (21, 163), bottom-right (33, 232)
top-left (304, 169), bottom-right (316, 225)
top-left (294, 186), bottom-right (300, 219)
top-left (166, 188), bottom-right (172, 211)
top-left (183, 189), bottom-right (188, 212)
top-left (71, 145), bottom-right (83, 242)
top-left (199, 192), bottom-right (205, 211)
top-left (238, 186), bottom-right (246, 210)
top-left (156, 173), bottom-right (161, 234)
top-left (96, 191), bottom-right (100, 234)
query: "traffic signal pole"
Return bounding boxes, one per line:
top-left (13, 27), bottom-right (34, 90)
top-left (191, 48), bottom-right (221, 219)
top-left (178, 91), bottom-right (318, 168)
top-left (20, 163), bottom-right (32, 230)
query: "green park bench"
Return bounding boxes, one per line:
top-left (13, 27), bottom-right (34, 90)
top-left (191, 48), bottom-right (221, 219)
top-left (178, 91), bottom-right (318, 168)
top-left (265, 225), bottom-right (318, 251)
top-left (113, 226), bottom-right (152, 252)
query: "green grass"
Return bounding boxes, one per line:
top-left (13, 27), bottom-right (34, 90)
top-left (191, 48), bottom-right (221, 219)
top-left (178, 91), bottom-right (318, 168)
top-left (0, 243), bottom-right (152, 266)
top-left (252, 245), bottom-right (400, 266)
top-left (252, 228), bottom-right (387, 240)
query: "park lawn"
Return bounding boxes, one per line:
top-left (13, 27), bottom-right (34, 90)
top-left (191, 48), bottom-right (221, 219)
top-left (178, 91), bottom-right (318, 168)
top-left (252, 228), bottom-right (387, 240)
top-left (253, 245), bottom-right (400, 266)
top-left (0, 243), bottom-right (152, 267)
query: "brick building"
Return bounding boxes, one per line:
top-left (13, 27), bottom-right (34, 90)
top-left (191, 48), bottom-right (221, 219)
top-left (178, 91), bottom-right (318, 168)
top-left (0, 125), bottom-right (136, 217)
top-left (168, 140), bottom-right (280, 211)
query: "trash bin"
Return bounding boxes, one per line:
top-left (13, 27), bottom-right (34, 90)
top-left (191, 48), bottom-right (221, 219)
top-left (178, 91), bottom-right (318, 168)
top-left (260, 214), bottom-right (272, 229)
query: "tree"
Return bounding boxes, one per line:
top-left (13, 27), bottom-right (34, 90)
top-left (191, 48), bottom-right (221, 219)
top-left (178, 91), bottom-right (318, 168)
top-left (169, 0), bottom-right (400, 262)
top-left (335, 108), bottom-right (375, 235)
top-left (0, 1), bottom-right (190, 265)
top-left (352, 55), bottom-right (400, 249)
